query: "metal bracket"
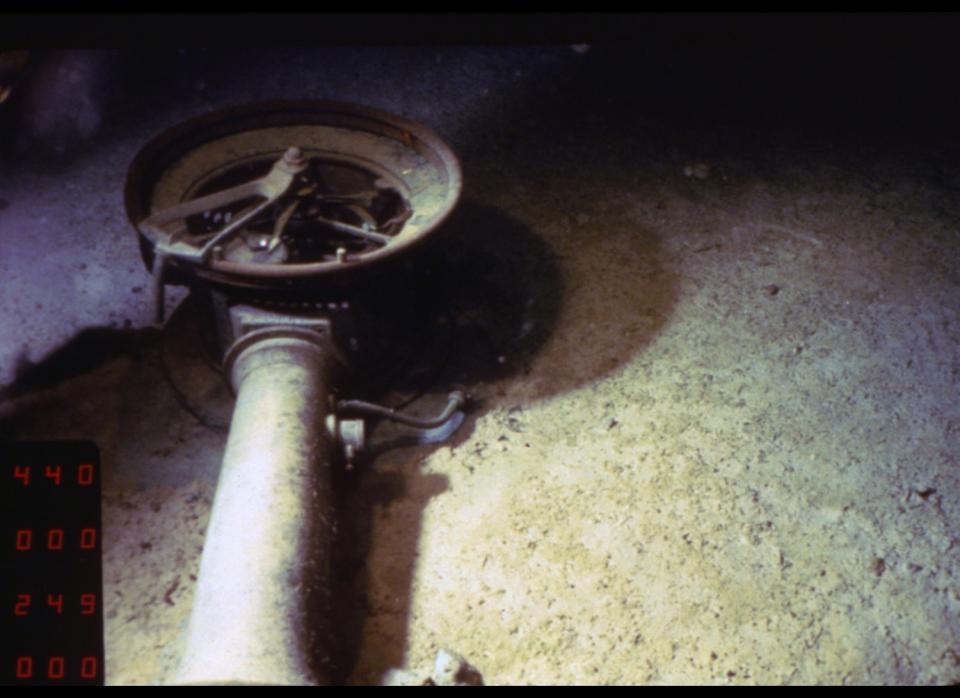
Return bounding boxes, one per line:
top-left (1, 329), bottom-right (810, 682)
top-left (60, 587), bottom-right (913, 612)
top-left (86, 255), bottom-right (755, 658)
top-left (327, 390), bottom-right (469, 469)
top-left (227, 304), bottom-right (332, 344)
top-left (220, 305), bottom-right (342, 399)
top-left (325, 414), bottom-right (366, 470)
top-left (140, 147), bottom-right (308, 267)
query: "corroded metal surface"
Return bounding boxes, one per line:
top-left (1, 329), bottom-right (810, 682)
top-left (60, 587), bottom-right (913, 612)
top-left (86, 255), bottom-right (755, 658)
top-left (175, 328), bottom-right (335, 685)
top-left (125, 101), bottom-right (465, 685)
top-left (125, 101), bottom-right (462, 290)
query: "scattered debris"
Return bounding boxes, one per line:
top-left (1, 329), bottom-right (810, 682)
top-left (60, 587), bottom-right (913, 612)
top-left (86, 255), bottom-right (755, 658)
top-left (683, 161), bottom-right (711, 180)
top-left (434, 649), bottom-right (483, 686)
top-left (163, 576), bottom-right (180, 606)
top-left (692, 242), bottom-right (721, 253)
top-left (382, 648), bottom-right (484, 686)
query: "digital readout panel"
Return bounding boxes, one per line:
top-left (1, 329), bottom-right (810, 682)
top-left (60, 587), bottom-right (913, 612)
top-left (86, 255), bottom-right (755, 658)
top-left (1, 442), bottom-right (104, 686)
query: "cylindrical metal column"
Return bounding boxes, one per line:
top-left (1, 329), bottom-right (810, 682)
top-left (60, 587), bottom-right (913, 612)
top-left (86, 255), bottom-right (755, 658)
top-left (175, 329), bottom-right (334, 685)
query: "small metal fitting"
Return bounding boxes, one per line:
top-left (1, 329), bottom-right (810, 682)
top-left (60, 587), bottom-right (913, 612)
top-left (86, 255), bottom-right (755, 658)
top-left (326, 414), bottom-right (366, 469)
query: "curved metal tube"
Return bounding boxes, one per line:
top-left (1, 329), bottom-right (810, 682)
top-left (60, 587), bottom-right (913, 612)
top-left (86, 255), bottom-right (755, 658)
top-left (337, 390), bottom-right (466, 429)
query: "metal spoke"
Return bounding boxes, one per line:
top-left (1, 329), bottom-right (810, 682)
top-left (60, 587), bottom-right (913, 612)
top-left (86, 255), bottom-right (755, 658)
top-left (311, 215), bottom-right (393, 246)
top-left (268, 199), bottom-right (301, 252)
top-left (140, 147), bottom-right (307, 264)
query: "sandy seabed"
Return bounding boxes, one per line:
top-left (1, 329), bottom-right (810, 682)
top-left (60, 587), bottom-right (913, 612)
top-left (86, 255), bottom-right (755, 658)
top-left (0, 42), bottom-right (957, 685)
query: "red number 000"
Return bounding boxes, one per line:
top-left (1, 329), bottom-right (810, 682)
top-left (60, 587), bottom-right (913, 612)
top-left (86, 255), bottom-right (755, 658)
top-left (13, 656), bottom-right (99, 680)
top-left (79, 528), bottom-right (96, 549)
top-left (80, 656), bottom-right (98, 679)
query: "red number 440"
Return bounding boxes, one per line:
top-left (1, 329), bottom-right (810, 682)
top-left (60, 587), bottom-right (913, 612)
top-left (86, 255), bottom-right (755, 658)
top-left (12, 464), bottom-right (95, 487)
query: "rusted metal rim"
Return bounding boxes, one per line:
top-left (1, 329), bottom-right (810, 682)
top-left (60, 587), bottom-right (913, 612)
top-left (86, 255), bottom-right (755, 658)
top-left (125, 100), bottom-right (462, 290)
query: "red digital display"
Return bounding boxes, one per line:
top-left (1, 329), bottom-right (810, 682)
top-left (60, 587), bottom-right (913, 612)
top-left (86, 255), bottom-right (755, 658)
top-left (10, 592), bottom-right (97, 616)
top-left (13, 656), bottom-right (98, 680)
top-left (1, 441), bottom-right (104, 686)
top-left (12, 527), bottom-right (97, 552)
top-left (10, 463), bottom-right (96, 489)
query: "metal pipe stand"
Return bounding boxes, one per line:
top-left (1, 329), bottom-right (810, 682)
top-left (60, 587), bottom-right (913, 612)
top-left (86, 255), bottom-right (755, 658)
top-left (175, 324), bottom-right (335, 685)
